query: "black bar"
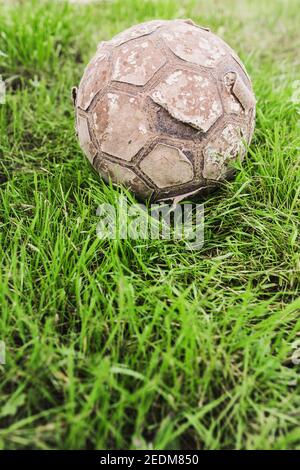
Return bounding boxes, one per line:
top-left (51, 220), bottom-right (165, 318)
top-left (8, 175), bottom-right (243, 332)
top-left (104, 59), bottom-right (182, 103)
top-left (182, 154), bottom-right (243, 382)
top-left (0, 450), bottom-right (299, 466)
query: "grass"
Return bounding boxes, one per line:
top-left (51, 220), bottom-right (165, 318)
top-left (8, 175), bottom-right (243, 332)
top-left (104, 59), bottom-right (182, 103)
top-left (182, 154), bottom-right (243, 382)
top-left (0, 0), bottom-right (300, 450)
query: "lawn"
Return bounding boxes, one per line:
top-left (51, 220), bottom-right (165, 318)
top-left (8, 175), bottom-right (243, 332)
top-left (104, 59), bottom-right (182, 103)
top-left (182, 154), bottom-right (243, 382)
top-left (0, 0), bottom-right (300, 450)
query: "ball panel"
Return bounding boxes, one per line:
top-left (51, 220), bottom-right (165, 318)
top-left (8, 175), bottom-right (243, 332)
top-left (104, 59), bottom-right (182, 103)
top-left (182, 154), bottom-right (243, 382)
top-left (92, 92), bottom-right (150, 161)
top-left (140, 143), bottom-right (194, 189)
top-left (214, 58), bottom-right (256, 142)
top-left (222, 72), bottom-right (245, 115)
top-left (150, 69), bottom-right (222, 132)
top-left (112, 38), bottom-right (166, 86)
top-left (227, 72), bottom-right (256, 113)
top-left (109, 20), bottom-right (168, 47)
top-left (160, 22), bottom-right (228, 68)
top-left (77, 114), bottom-right (97, 163)
top-left (248, 107), bottom-right (256, 143)
top-left (77, 51), bottom-right (110, 111)
top-left (202, 123), bottom-right (246, 180)
top-left (231, 52), bottom-right (253, 88)
top-left (94, 157), bottom-right (153, 199)
top-left (149, 100), bottom-right (202, 140)
top-left (217, 53), bottom-right (253, 94)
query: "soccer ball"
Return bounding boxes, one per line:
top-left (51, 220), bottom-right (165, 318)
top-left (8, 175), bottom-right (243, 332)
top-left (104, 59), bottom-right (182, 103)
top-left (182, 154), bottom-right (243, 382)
top-left (74, 19), bottom-right (256, 202)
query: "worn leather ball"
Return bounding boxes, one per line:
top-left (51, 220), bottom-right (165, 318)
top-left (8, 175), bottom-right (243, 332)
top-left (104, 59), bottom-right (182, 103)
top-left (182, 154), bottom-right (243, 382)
top-left (74, 19), bottom-right (256, 202)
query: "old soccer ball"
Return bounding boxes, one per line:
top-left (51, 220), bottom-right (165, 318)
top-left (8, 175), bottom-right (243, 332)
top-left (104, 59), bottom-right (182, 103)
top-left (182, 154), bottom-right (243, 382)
top-left (74, 19), bottom-right (256, 202)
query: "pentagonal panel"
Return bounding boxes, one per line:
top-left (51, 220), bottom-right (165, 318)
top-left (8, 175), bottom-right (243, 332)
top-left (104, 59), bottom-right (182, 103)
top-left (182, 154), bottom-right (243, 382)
top-left (140, 143), bottom-right (194, 188)
top-left (94, 158), bottom-right (153, 199)
top-left (77, 51), bottom-right (110, 111)
top-left (92, 92), bottom-right (150, 161)
top-left (109, 20), bottom-right (167, 47)
top-left (160, 22), bottom-right (228, 67)
top-left (77, 114), bottom-right (97, 163)
top-left (112, 38), bottom-right (166, 86)
top-left (150, 69), bottom-right (222, 132)
top-left (202, 124), bottom-right (246, 180)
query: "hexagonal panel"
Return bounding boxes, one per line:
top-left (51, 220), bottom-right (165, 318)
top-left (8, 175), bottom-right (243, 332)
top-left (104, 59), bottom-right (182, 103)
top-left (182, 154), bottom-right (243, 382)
top-left (112, 38), bottom-right (166, 86)
top-left (94, 158), bottom-right (153, 199)
top-left (202, 124), bottom-right (246, 180)
top-left (150, 69), bottom-right (222, 132)
top-left (140, 143), bottom-right (194, 188)
top-left (109, 20), bottom-right (167, 47)
top-left (160, 22), bottom-right (228, 68)
top-left (77, 51), bottom-right (110, 111)
top-left (77, 114), bottom-right (97, 163)
top-left (92, 92), bottom-right (150, 161)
